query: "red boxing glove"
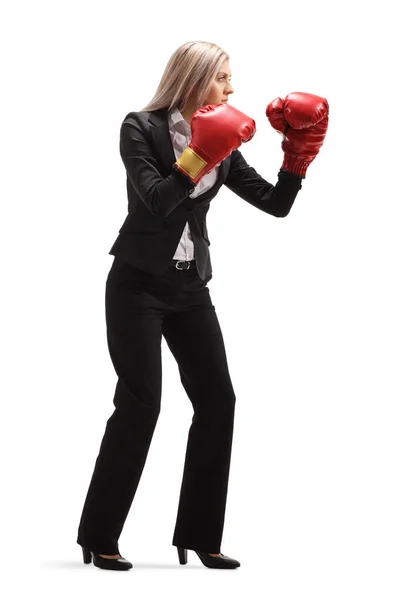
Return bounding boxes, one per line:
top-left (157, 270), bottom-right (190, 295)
top-left (266, 92), bottom-right (329, 178)
top-left (174, 103), bottom-right (256, 185)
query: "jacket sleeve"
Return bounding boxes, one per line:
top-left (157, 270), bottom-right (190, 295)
top-left (223, 148), bottom-right (304, 217)
top-left (119, 112), bottom-right (196, 218)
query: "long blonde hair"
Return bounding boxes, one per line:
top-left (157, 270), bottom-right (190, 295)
top-left (140, 40), bottom-right (229, 113)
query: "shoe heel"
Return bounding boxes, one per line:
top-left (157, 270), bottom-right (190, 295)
top-left (82, 546), bottom-right (92, 564)
top-left (177, 547), bottom-right (187, 565)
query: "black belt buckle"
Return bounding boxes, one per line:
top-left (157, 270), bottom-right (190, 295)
top-left (175, 260), bottom-right (191, 270)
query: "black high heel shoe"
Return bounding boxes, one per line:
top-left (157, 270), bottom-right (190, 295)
top-left (177, 547), bottom-right (240, 569)
top-left (82, 546), bottom-right (133, 570)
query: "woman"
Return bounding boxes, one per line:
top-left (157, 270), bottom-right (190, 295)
top-left (76, 40), bottom-right (328, 571)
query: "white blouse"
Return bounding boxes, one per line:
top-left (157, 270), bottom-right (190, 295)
top-left (168, 106), bottom-right (220, 261)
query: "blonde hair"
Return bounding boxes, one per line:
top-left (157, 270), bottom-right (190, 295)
top-left (140, 40), bottom-right (229, 113)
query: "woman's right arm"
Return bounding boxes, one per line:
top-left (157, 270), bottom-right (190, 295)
top-left (120, 113), bottom-right (196, 218)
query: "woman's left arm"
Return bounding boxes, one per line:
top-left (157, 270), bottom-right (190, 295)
top-left (223, 149), bottom-right (303, 217)
top-left (224, 90), bottom-right (329, 217)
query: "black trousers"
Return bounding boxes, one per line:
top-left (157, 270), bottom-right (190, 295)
top-left (76, 256), bottom-right (236, 555)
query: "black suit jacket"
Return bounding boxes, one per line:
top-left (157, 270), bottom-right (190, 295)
top-left (108, 107), bottom-right (304, 281)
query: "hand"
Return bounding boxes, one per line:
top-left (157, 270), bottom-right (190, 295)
top-left (174, 103), bottom-right (256, 185)
top-left (266, 91), bottom-right (329, 177)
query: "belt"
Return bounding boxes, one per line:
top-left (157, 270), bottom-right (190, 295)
top-left (168, 259), bottom-right (196, 270)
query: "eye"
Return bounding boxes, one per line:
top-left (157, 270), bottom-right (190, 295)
top-left (219, 76), bottom-right (232, 81)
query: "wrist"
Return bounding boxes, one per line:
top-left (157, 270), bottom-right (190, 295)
top-left (172, 163), bottom-right (196, 191)
top-left (175, 146), bottom-right (208, 184)
top-left (281, 154), bottom-right (309, 178)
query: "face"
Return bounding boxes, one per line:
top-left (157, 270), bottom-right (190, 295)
top-left (203, 59), bottom-right (234, 106)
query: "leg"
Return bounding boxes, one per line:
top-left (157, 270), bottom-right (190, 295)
top-left (162, 299), bottom-right (236, 554)
top-left (76, 263), bottom-right (163, 555)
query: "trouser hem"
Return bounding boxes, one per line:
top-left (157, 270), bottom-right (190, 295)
top-left (172, 541), bottom-right (221, 554)
top-left (77, 537), bottom-right (119, 555)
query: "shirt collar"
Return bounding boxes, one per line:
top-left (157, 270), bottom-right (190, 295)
top-left (168, 106), bottom-right (191, 134)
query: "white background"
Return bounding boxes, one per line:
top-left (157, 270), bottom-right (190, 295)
top-left (1, 1), bottom-right (399, 598)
